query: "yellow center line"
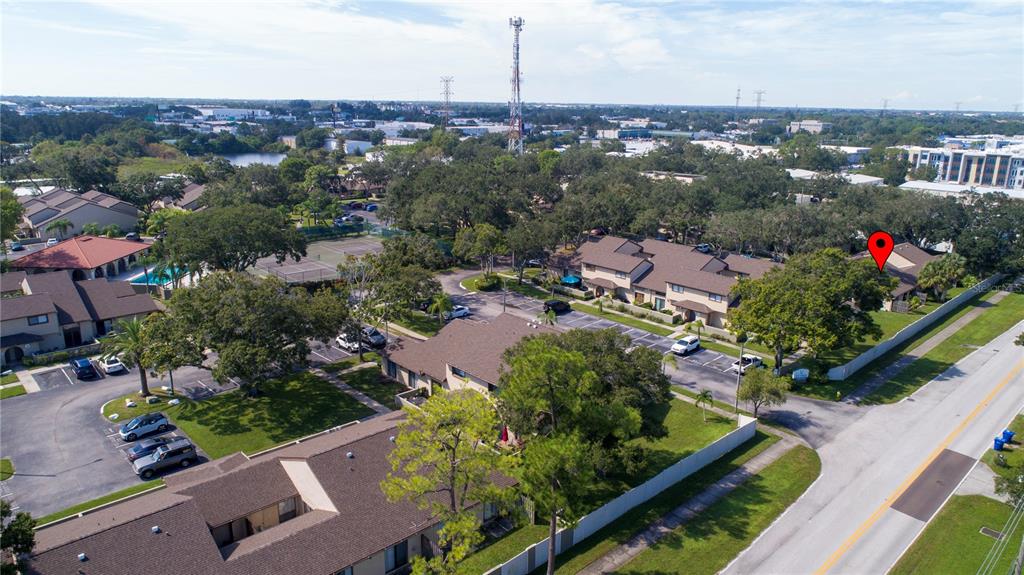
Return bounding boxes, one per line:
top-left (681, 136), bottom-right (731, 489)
top-left (815, 359), bottom-right (1024, 575)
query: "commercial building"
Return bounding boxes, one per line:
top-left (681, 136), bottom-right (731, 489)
top-left (576, 236), bottom-right (779, 328)
top-left (901, 145), bottom-right (1024, 190)
top-left (785, 169), bottom-right (884, 186)
top-left (9, 235), bottom-right (151, 280)
top-left (17, 189), bottom-right (139, 241)
top-left (0, 270), bottom-right (159, 364)
top-left (26, 412), bottom-right (513, 575)
top-left (787, 120), bottom-right (832, 135)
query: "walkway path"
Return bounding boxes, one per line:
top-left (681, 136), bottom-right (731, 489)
top-left (577, 435), bottom-right (799, 575)
top-left (310, 363), bottom-right (391, 415)
top-left (844, 290), bottom-right (1008, 404)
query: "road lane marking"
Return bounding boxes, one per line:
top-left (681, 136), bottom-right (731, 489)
top-left (814, 359), bottom-right (1024, 574)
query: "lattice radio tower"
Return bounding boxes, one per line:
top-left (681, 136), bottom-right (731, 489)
top-left (440, 76), bottom-right (454, 129)
top-left (507, 16), bottom-right (525, 155)
top-left (734, 87), bottom-right (741, 121)
top-left (754, 90), bottom-right (766, 111)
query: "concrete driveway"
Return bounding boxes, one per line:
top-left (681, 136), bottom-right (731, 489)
top-left (0, 364), bottom-right (214, 518)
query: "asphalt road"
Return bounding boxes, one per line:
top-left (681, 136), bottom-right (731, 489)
top-left (723, 320), bottom-right (1024, 575)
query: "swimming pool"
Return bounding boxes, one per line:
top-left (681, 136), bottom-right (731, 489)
top-left (129, 267), bottom-right (185, 286)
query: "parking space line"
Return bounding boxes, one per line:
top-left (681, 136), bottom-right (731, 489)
top-left (310, 349), bottom-right (332, 362)
top-left (61, 368), bottom-right (74, 386)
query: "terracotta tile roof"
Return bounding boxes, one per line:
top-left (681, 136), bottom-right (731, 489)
top-left (10, 235), bottom-right (149, 271)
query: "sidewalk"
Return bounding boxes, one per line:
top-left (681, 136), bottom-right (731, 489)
top-left (844, 290), bottom-right (1009, 404)
top-left (576, 435), bottom-right (799, 575)
top-left (310, 363), bottom-right (391, 415)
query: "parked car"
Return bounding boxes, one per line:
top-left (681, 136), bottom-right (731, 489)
top-left (350, 215), bottom-right (365, 223)
top-left (335, 332), bottom-right (361, 352)
top-left (729, 354), bottom-right (764, 374)
top-left (695, 243), bottom-right (712, 254)
top-left (132, 437), bottom-right (197, 479)
top-left (525, 258), bottom-right (543, 268)
top-left (543, 300), bottom-right (571, 314)
top-left (362, 326), bottom-right (387, 348)
top-left (366, 203), bottom-right (378, 212)
top-left (670, 335), bottom-right (701, 355)
top-left (9, 242), bottom-right (24, 251)
top-left (99, 356), bottom-right (127, 375)
top-left (349, 202), bottom-right (365, 210)
top-left (46, 238), bottom-right (59, 246)
top-left (68, 358), bottom-right (99, 380)
top-left (119, 412), bottom-right (170, 442)
top-left (126, 436), bottom-right (172, 462)
top-left (124, 232), bottom-right (141, 241)
top-left (444, 305), bottom-right (471, 320)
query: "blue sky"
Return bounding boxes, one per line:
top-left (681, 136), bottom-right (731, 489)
top-left (2, 1), bottom-right (1021, 111)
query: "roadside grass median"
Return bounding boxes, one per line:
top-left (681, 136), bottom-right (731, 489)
top-left (35, 480), bottom-right (165, 526)
top-left (983, 414), bottom-right (1024, 480)
top-left (101, 371), bottom-right (375, 459)
top-left (0, 385), bottom-right (26, 400)
top-left (0, 458), bottom-right (14, 481)
top-left (890, 495), bottom-right (1022, 575)
top-left (615, 445), bottom-right (821, 575)
top-left (1, 373), bottom-right (19, 385)
top-left (572, 302), bottom-right (675, 337)
top-left (863, 291), bottom-right (1024, 404)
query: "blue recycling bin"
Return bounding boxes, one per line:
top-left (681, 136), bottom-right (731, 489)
top-left (995, 438), bottom-right (1006, 451)
top-left (1003, 429), bottom-right (1016, 442)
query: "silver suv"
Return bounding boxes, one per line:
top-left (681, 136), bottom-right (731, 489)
top-left (132, 437), bottom-right (198, 479)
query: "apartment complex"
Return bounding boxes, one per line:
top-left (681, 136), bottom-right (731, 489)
top-left (854, 242), bottom-right (938, 312)
top-left (902, 144), bottom-right (1024, 190)
top-left (17, 188), bottom-right (139, 241)
top-left (27, 412), bottom-right (512, 575)
top-left (576, 236), bottom-right (780, 328)
top-left (0, 270), bottom-right (159, 364)
top-left (386, 313), bottom-right (557, 395)
top-left (9, 235), bottom-right (151, 280)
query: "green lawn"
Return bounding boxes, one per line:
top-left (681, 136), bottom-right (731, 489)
top-left (864, 292), bottom-right (1024, 404)
top-left (322, 351), bottom-right (380, 374)
top-left (460, 402), bottom-right (766, 575)
top-left (392, 311), bottom-right (443, 337)
top-left (890, 495), bottom-right (1021, 575)
top-left (617, 445), bottom-right (821, 575)
top-left (1, 373), bottom-right (18, 385)
top-left (983, 415), bottom-right (1024, 481)
top-left (35, 481), bottom-right (165, 526)
top-left (464, 272), bottom-right (551, 300)
top-left (339, 367), bottom-right (408, 409)
top-left (573, 302), bottom-right (675, 337)
top-left (103, 372), bottom-right (375, 459)
top-left (791, 289), bottom-right (996, 401)
top-left (117, 156), bottom-right (190, 178)
top-left (0, 458), bottom-right (13, 481)
top-left (0, 385), bottom-right (26, 400)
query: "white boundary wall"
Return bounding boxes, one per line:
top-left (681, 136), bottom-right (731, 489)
top-left (826, 275), bottom-right (1002, 380)
top-left (484, 415), bottom-right (758, 575)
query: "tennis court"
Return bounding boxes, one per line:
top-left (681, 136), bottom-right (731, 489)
top-left (252, 236), bottom-right (383, 283)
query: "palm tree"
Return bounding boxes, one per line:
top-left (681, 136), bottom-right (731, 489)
top-left (100, 318), bottom-right (152, 397)
top-left (427, 292), bottom-right (453, 327)
top-left (45, 218), bottom-right (74, 240)
top-left (695, 388), bottom-right (714, 423)
top-left (691, 319), bottom-right (704, 340)
top-left (537, 309), bottom-right (557, 326)
top-left (81, 222), bottom-right (102, 236)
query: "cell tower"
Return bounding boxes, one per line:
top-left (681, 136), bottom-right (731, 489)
top-left (440, 76), bottom-right (454, 129)
top-left (507, 16), bottom-right (525, 155)
top-left (734, 87), bottom-right (741, 121)
top-left (754, 90), bottom-right (766, 111)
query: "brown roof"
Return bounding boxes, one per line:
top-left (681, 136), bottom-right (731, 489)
top-left (854, 242), bottom-right (938, 297)
top-left (717, 253), bottom-right (781, 279)
top-left (2, 271), bottom-right (158, 326)
top-left (20, 189), bottom-right (138, 227)
top-left (389, 313), bottom-right (558, 386)
top-left (586, 276), bottom-right (618, 290)
top-left (75, 278), bottom-right (161, 321)
top-left (176, 183), bottom-right (207, 208)
top-left (10, 235), bottom-right (149, 271)
top-left (0, 293), bottom-right (56, 321)
top-left (672, 299), bottom-right (713, 314)
top-left (28, 411), bottom-right (515, 575)
top-left (0, 271), bottom-right (27, 293)
top-left (577, 236), bottom-right (647, 273)
top-left (20, 271), bottom-right (94, 325)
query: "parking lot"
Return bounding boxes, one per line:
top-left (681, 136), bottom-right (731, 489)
top-left (673, 347), bottom-right (743, 374)
top-left (101, 421), bottom-right (208, 478)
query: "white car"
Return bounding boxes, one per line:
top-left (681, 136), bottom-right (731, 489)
top-left (444, 305), bottom-right (470, 320)
top-left (729, 354), bottom-right (764, 374)
top-left (670, 335), bottom-right (701, 355)
top-left (46, 238), bottom-right (59, 246)
top-left (335, 333), bottom-right (360, 352)
top-left (99, 356), bottom-right (127, 374)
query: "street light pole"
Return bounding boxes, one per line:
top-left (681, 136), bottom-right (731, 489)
top-left (502, 278), bottom-right (507, 313)
top-left (734, 339), bottom-right (745, 419)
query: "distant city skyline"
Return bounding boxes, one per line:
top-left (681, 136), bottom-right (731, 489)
top-left (2, 0), bottom-right (1021, 112)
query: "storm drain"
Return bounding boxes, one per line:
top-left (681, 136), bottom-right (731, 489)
top-left (980, 526), bottom-right (1004, 541)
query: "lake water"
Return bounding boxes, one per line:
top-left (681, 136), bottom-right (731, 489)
top-left (219, 152), bottom-right (287, 167)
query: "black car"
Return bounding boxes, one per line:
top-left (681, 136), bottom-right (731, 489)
top-left (361, 326), bottom-right (387, 348)
top-left (349, 202), bottom-right (365, 210)
top-left (68, 358), bottom-right (99, 380)
top-left (543, 300), bottom-right (571, 314)
top-left (126, 436), bottom-right (172, 462)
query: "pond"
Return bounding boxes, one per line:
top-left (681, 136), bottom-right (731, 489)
top-left (218, 152), bottom-right (287, 167)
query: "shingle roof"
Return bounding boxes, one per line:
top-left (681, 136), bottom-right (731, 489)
top-left (178, 460), bottom-right (298, 527)
top-left (19, 189), bottom-right (139, 227)
top-left (10, 235), bottom-right (149, 271)
top-left (0, 293), bottom-right (56, 321)
top-left (176, 183), bottom-right (206, 208)
top-left (577, 236), bottom-right (647, 273)
top-left (75, 278), bottom-right (161, 321)
top-left (0, 271), bottom-right (27, 293)
top-left (20, 271), bottom-right (93, 324)
top-left (1, 271), bottom-right (159, 326)
top-left (854, 242), bottom-right (938, 298)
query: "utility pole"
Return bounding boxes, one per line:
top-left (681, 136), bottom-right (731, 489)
top-left (754, 90), bottom-right (766, 112)
top-left (734, 338), bottom-right (746, 419)
top-left (734, 86), bottom-right (741, 122)
top-left (507, 16), bottom-right (525, 155)
top-left (440, 76), bottom-right (454, 130)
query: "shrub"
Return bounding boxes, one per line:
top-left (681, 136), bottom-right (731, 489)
top-left (659, 308), bottom-right (673, 315)
top-left (475, 275), bottom-right (501, 291)
top-left (908, 295), bottom-right (922, 311)
top-left (615, 303), bottom-right (627, 313)
top-left (672, 315), bottom-right (683, 325)
top-left (961, 274), bottom-right (979, 289)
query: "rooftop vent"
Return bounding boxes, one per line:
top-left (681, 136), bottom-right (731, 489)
top-left (346, 451), bottom-right (354, 459)
top-left (151, 525), bottom-right (161, 534)
top-left (78, 553), bottom-right (88, 562)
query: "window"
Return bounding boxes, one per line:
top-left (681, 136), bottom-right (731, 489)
top-left (451, 366), bottom-right (467, 378)
top-left (385, 540), bottom-right (409, 572)
top-left (654, 298), bottom-right (665, 310)
top-left (670, 284), bottom-right (684, 294)
top-left (615, 271), bottom-right (627, 279)
top-left (333, 568), bottom-right (353, 575)
top-left (708, 293), bottom-right (723, 302)
top-left (278, 497), bottom-right (296, 522)
top-left (27, 314), bottom-right (48, 325)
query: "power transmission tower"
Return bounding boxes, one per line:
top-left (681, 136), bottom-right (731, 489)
top-left (880, 98), bottom-right (888, 118)
top-left (507, 16), bottom-right (525, 155)
top-left (1013, 103), bottom-right (1020, 114)
top-left (754, 90), bottom-right (766, 111)
top-left (734, 87), bottom-right (741, 122)
top-left (955, 101), bottom-right (963, 113)
top-left (440, 76), bottom-right (454, 129)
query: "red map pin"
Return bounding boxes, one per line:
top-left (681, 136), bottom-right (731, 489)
top-left (867, 231), bottom-right (894, 271)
